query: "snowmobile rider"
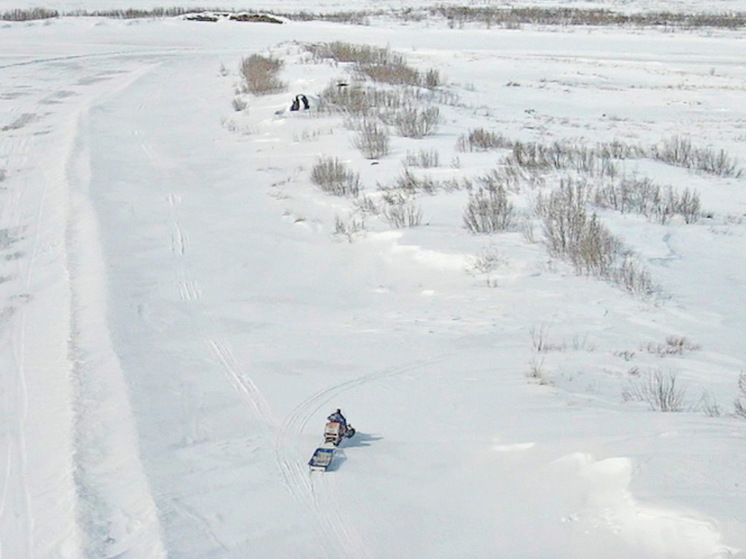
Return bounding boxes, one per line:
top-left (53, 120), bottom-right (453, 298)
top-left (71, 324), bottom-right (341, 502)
top-left (327, 409), bottom-right (348, 431)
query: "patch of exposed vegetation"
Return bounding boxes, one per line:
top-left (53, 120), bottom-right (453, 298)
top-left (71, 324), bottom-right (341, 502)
top-left (239, 54), bottom-right (286, 95)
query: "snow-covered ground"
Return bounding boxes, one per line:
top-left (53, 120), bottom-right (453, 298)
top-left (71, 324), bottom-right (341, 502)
top-left (1, 3), bottom-right (745, 558)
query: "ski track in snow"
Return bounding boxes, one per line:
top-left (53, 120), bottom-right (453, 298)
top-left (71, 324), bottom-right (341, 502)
top-left (0, 71), bottom-right (66, 557)
top-left (206, 338), bottom-right (275, 422)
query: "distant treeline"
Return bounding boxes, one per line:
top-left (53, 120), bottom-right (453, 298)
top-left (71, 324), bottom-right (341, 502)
top-left (2, 5), bottom-right (745, 29)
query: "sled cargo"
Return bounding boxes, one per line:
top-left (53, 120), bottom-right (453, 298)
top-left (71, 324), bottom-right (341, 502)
top-left (308, 445), bottom-right (335, 471)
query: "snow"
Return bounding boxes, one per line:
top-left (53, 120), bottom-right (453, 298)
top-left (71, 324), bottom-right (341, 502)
top-left (1, 2), bottom-right (745, 558)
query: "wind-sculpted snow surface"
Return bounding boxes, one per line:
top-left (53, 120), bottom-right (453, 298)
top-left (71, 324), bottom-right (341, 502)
top-left (0, 10), bottom-right (745, 559)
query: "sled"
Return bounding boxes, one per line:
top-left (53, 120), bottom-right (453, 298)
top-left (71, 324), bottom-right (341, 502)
top-left (308, 445), bottom-right (335, 472)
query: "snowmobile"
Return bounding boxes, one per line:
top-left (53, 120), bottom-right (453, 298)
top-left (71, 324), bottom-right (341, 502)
top-left (323, 420), bottom-right (355, 446)
top-left (308, 419), bottom-right (356, 471)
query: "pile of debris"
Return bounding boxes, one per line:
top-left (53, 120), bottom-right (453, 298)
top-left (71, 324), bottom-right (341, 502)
top-left (184, 11), bottom-right (284, 24)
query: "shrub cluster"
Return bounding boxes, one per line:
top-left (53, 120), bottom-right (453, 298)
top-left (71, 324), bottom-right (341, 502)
top-left (239, 54), bottom-right (286, 95)
top-left (403, 149), bottom-right (440, 168)
top-left (594, 176), bottom-right (701, 224)
top-left (387, 168), bottom-right (463, 195)
top-left (463, 185), bottom-right (515, 233)
top-left (380, 191), bottom-right (423, 228)
top-left (652, 136), bottom-right (743, 178)
top-left (381, 106), bottom-right (440, 139)
top-left (307, 42), bottom-right (441, 89)
top-left (310, 157), bottom-right (361, 196)
top-left (463, 171), bottom-right (517, 233)
top-left (350, 118), bottom-right (390, 159)
top-left (625, 369), bottom-right (686, 412)
top-left (644, 335), bottom-right (700, 356)
top-left (536, 180), bottom-right (655, 293)
top-left (735, 374), bottom-right (746, 419)
top-left (457, 128), bottom-right (512, 152)
top-left (537, 182), bottom-right (619, 275)
top-left (506, 140), bottom-right (622, 177)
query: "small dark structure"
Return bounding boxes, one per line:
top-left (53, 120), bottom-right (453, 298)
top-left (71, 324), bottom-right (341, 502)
top-left (290, 94), bottom-right (310, 111)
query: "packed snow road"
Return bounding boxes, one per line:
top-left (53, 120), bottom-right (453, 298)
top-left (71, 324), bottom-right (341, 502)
top-left (1, 14), bottom-right (745, 559)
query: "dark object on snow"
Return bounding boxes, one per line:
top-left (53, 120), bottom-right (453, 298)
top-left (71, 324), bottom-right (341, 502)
top-left (309, 415), bottom-right (356, 471)
top-left (184, 13), bottom-right (219, 21)
top-left (308, 446), bottom-right (335, 471)
top-left (324, 409), bottom-right (355, 446)
top-left (290, 94), bottom-right (310, 111)
top-left (184, 11), bottom-right (283, 24)
top-left (229, 12), bottom-right (283, 24)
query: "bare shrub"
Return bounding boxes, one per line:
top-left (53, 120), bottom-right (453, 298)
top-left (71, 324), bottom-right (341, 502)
top-left (536, 181), bottom-right (656, 293)
top-left (653, 136), bottom-right (742, 178)
top-left (311, 157), bottom-right (361, 196)
top-left (521, 222), bottom-right (537, 244)
top-left (319, 81), bottom-right (413, 117)
top-left (627, 369), bottom-right (686, 412)
top-left (333, 214), bottom-right (365, 241)
top-left (611, 256), bottom-right (656, 295)
top-left (361, 61), bottom-right (421, 87)
top-left (423, 69), bottom-right (442, 89)
top-left (232, 97), bottom-right (248, 112)
top-left (466, 245), bottom-right (504, 275)
top-left (594, 176), bottom-right (701, 224)
top-left (403, 149), bottom-right (440, 168)
top-left (393, 168), bottom-right (438, 195)
top-left (735, 374), bottom-right (746, 419)
top-left (595, 140), bottom-right (646, 159)
top-left (240, 54), bottom-right (286, 95)
top-left (698, 391), bottom-right (722, 417)
top-left (526, 357), bottom-right (550, 385)
top-left (457, 128), bottom-right (512, 152)
top-left (508, 141), bottom-right (557, 171)
top-left (319, 82), bottom-right (371, 115)
top-left (463, 184), bottom-right (515, 233)
top-left (307, 41), bottom-right (391, 65)
top-left (384, 105), bottom-right (440, 138)
top-left (530, 324), bottom-right (551, 353)
top-left (536, 181), bottom-right (596, 263)
top-left (351, 118), bottom-right (390, 159)
top-left (529, 324), bottom-right (566, 353)
top-left (307, 42), bottom-right (442, 89)
top-left (504, 139), bottom-right (622, 178)
top-left (674, 188), bottom-right (702, 224)
top-left (479, 167), bottom-right (524, 194)
top-left (352, 194), bottom-right (380, 217)
top-left (645, 335), bottom-right (700, 356)
top-left (380, 192), bottom-right (423, 228)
